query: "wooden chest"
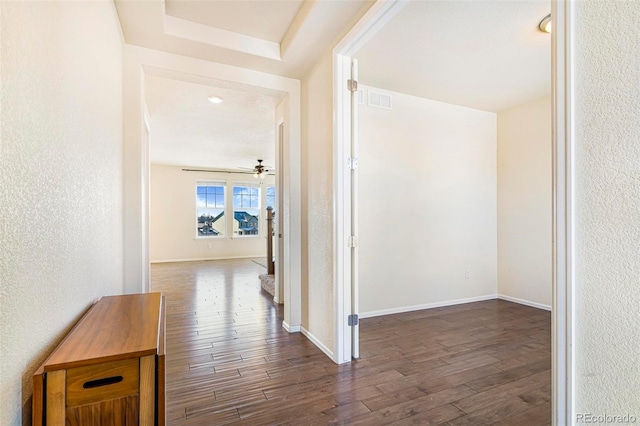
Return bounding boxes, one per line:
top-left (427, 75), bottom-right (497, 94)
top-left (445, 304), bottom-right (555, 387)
top-left (33, 293), bottom-right (166, 426)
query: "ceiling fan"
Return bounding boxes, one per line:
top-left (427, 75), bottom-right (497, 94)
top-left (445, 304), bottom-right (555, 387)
top-left (181, 159), bottom-right (275, 178)
top-left (240, 159), bottom-right (274, 179)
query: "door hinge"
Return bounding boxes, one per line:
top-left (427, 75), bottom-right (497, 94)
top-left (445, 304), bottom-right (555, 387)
top-left (348, 236), bottom-right (358, 248)
top-left (347, 157), bottom-right (358, 170)
top-left (348, 314), bottom-right (359, 326)
top-left (347, 79), bottom-right (358, 92)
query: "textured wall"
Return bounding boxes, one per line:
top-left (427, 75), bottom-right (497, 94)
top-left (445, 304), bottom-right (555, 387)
top-left (497, 96), bottom-right (552, 308)
top-left (150, 164), bottom-right (273, 262)
top-left (358, 86), bottom-right (498, 315)
top-left (300, 51), bottom-right (335, 351)
top-left (0, 2), bottom-right (124, 424)
top-left (574, 0), bottom-right (640, 416)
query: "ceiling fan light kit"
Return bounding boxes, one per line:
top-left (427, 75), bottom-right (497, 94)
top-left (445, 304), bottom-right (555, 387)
top-left (539, 14), bottom-right (551, 33)
top-left (253, 159), bottom-right (268, 179)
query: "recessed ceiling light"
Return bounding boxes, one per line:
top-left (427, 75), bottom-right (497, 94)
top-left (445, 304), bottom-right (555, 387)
top-left (539, 14), bottom-right (552, 33)
top-left (208, 96), bottom-right (224, 104)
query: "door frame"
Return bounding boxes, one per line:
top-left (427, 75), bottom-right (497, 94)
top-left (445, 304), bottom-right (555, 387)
top-left (331, 0), bottom-right (408, 365)
top-left (123, 46), bottom-right (303, 332)
top-left (331, 1), bottom-right (576, 424)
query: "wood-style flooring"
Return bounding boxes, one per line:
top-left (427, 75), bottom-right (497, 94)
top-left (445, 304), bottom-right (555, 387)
top-left (151, 259), bottom-right (551, 425)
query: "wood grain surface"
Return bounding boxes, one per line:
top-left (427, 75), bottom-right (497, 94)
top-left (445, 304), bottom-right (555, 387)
top-left (43, 293), bottom-right (162, 371)
top-left (45, 370), bottom-right (66, 426)
top-left (152, 259), bottom-right (551, 425)
top-left (66, 358), bottom-right (139, 408)
top-left (65, 395), bottom-right (139, 426)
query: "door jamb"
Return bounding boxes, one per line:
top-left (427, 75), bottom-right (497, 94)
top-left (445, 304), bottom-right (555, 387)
top-left (331, 0), bottom-right (409, 365)
top-left (123, 46), bottom-right (302, 332)
top-left (331, 2), bottom-right (576, 425)
top-left (551, 1), bottom-right (576, 424)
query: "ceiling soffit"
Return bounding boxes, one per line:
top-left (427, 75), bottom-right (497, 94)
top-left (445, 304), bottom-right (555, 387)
top-left (164, 0), bottom-right (304, 43)
top-left (114, 0), bottom-right (374, 78)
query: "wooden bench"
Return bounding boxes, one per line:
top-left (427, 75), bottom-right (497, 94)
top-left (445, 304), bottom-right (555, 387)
top-left (33, 293), bottom-right (166, 425)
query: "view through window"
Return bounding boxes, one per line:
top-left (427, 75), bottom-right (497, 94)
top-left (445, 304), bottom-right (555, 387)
top-left (197, 183), bottom-right (226, 237)
top-left (233, 185), bottom-right (260, 236)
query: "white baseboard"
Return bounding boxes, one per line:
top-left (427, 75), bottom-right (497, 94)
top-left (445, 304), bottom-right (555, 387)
top-left (359, 294), bottom-right (499, 319)
top-left (301, 326), bottom-right (334, 360)
top-left (150, 255), bottom-right (264, 264)
top-left (282, 321), bottom-right (301, 333)
top-left (498, 294), bottom-right (551, 311)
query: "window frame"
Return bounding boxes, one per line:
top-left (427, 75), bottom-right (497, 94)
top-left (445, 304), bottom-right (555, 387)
top-left (231, 183), bottom-right (261, 238)
top-left (195, 181), bottom-right (227, 239)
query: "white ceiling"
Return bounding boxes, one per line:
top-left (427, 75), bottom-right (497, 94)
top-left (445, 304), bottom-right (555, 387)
top-left (145, 74), bottom-right (282, 169)
top-left (114, 0), bottom-right (372, 169)
top-left (114, 0), bottom-right (373, 78)
top-left (119, 0), bottom-right (551, 170)
top-left (164, 0), bottom-right (304, 43)
top-left (355, 0), bottom-right (551, 112)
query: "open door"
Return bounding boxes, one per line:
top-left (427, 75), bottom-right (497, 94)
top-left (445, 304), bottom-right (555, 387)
top-left (349, 59), bottom-right (360, 359)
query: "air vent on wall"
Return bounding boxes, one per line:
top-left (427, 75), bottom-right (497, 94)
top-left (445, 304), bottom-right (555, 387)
top-left (357, 89), bottom-right (365, 105)
top-left (368, 90), bottom-right (392, 110)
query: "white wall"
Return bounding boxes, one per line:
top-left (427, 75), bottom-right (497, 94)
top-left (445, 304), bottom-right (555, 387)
top-left (497, 96), bottom-right (552, 309)
top-left (0, 2), bottom-right (124, 425)
top-left (150, 165), bottom-right (274, 262)
top-left (574, 0), bottom-right (640, 415)
top-left (300, 52), bottom-right (335, 353)
top-left (358, 86), bottom-right (498, 316)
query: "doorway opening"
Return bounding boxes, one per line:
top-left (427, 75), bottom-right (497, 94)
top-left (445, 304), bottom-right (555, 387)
top-left (144, 73), bottom-right (283, 292)
top-left (332, 1), bottom-right (575, 424)
top-left (122, 46), bottom-right (303, 333)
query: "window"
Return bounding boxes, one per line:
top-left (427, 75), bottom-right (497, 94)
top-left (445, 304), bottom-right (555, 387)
top-left (233, 185), bottom-right (260, 236)
top-left (196, 184), bottom-right (225, 237)
top-left (266, 186), bottom-right (276, 210)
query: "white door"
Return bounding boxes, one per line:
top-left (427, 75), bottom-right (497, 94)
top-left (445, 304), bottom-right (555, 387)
top-left (350, 59), bottom-right (360, 359)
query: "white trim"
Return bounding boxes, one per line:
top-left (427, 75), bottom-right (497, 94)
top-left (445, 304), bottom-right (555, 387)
top-left (333, 0), bottom-right (409, 57)
top-left (359, 295), bottom-right (499, 319)
top-left (552, 1), bottom-right (576, 424)
top-left (282, 321), bottom-right (300, 333)
top-left (498, 295), bottom-right (552, 312)
top-left (162, 14), bottom-right (281, 61)
top-left (124, 45), bottom-right (302, 333)
top-left (333, 53), bottom-right (351, 365)
top-left (332, 0), bottom-right (410, 366)
top-left (150, 255), bottom-right (264, 264)
top-left (331, 3), bottom-right (574, 423)
top-left (142, 104), bottom-right (151, 294)
top-left (301, 327), bottom-right (335, 360)
top-left (350, 59), bottom-right (360, 360)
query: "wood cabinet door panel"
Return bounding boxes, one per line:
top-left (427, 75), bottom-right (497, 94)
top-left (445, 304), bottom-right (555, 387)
top-left (65, 395), bottom-right (139, 426)
top-left (66, 359), bottom-right (139, 408)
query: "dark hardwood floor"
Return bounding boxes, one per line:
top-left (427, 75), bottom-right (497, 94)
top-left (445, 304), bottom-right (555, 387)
top-left (151, 259), bottom-right (551, 425)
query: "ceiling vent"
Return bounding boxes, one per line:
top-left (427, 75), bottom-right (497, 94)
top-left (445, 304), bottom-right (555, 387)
top-left (368, 90), bottom-right (392, 110)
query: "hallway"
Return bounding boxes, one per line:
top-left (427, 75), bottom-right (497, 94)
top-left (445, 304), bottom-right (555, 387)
top-left (152, 259), bottom-right (551, 425)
